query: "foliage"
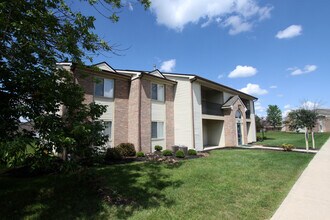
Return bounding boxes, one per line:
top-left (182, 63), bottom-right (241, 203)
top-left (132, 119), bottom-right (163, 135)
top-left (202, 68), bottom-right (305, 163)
top-left (116, 143), bottom-right (136, 157)
top-left (287, 109), bottom-right (318, 131)
top-left (154, 145), bottom-right (163, 152)
top-left (105, 148), bottom-right (123, 161)
top-left (0, 0), bottom-right (150, 168)
top-left (255, 115), bottom-right (267, 132)
top-left (175, 150), bottom-right (185, 158)
top-left (266, 105), bottom-right (282, 129)
top-left (256, 135), bottom-right (267, 142)
top-left (162, 149), bottom-right (173, 156)
top-left (188, 149), bottom-right (197, 156)
top-left (281, 144), bottom-right (294, 151)
top-left (136, 152), bottom-right (145, 157)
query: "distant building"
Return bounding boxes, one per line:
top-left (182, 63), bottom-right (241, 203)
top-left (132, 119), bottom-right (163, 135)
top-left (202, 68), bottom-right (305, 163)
top-left (282, 109), bottom-right (330, 133)
top-left (315, 109), bottom-right (330, 132)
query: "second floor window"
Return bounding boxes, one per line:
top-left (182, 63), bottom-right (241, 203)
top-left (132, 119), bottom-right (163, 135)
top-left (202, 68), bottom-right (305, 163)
top-left (94, 78), bottom-right (114, 98)
top-left (151, 83), bottom-right (164, 101)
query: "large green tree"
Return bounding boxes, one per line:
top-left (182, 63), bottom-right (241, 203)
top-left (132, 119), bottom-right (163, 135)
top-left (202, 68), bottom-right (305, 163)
top-left (0, 0), bottom-right (150, 168)
top-left (266, 105), bottom-right (282, 130)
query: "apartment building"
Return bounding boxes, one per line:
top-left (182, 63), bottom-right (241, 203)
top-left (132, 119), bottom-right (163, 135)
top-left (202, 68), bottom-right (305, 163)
top-left (58, 62), bottom-right (257, 152)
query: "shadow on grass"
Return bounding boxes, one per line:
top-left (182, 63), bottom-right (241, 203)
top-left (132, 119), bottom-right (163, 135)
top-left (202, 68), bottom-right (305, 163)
top-left (0, 161), bottom-right (183, 219)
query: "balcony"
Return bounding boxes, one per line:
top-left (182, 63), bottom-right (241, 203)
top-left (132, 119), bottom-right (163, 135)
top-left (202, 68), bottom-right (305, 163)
top-left (202, 101), bottom-right (223, 116)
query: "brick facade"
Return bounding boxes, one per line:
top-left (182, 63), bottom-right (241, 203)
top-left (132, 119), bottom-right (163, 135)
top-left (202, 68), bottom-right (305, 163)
top-left (165, 84), bottom-right (175, 149)
top-left (113, 79), bottom-right (129, 146)
top-left (140, 79), bottom-right (151, 152)
top-left (73, 70), bottom-right (94, 104)
top-left (128, 79), bottom-right (140, 151)
top-left (223, 100), bottom-right (248, 146)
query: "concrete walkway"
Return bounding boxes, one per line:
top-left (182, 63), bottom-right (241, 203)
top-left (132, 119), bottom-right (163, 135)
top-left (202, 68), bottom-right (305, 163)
top-left (271, 138), bottom-right (330, 220)
top-left (203, 145), bottom-right (318, 154)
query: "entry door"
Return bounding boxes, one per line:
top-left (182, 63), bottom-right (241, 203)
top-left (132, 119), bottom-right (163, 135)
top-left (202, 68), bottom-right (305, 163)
top-left (237, 123), bottom-right (242, 145)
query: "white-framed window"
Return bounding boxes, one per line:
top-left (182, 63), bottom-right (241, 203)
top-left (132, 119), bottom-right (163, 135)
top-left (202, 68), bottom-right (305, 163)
top-left (103, 121), bottom-right (112, 140)
top-left (151, 83), bottom-right (164, 101)
top-left (94, 77), bottom-right (114, 98)
top-left (151, 121), bottom-right (164, 139)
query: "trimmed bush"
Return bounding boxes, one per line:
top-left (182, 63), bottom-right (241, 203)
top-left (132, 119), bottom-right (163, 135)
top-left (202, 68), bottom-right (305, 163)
top-left (105, 148), bottom-right (123, 161)
top-left (282, 144), bottom-right (294, 151)
top-left (155, 145), bottom-right (163, 152)
top-left (188, 149), bottom-right (197, 156)
top-left (136, 152), bottom-right (145, 157)
top-left (116, 143), bottom-right (136, 157)
top-left (175, 150), bottom-right (185, 158)
top-left (162, 149), bottom-right (173, 156)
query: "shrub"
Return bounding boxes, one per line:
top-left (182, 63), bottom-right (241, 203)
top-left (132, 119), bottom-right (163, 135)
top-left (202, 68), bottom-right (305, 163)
top-left (282, 144), bottom-right (294, 151)
top-left (136, 152), bottom-right (145, 157)
top-left (105, 148), bottom-right (123, 161)
top-left (175, 150), bottom-right (185, 158)
top-left (162, 149), bottom-right (173, 156)
top-left (155, 145), bottom-right (163, 152)
top-left (116, 143), bottom-right (136, 157)
top-left (188, 149), bottom-right (197, 156)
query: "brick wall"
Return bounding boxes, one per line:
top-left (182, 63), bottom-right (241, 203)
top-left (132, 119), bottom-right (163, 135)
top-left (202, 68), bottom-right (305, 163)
top-left (223, 100), bottom-right (248, 146)
top-left (113, 79), bottom-right (129, 146)
top-left (73, 71), bottom-right (94, 104)
top-left (128, 79), bottom-right (140, 151)
top-left (165, 84), bottom-right (175, 149)
top-left (140, 79), bottom-right (151, 152)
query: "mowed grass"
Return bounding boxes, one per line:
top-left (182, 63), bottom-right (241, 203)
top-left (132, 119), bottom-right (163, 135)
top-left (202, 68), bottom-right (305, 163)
top-left (256, 131), bottom-right (330, 149)
top-left (0, 150), bottom-right (313, 220)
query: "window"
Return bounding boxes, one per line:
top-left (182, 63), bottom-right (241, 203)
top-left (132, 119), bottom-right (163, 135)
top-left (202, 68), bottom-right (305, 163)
top-left (151, 122), bottom-right (164, 139)
top-left (94, 78), bottom-right (114, 98)
top-left (103, 121), bottom-right (112, 140)
top-left (151, 83), bottom-right (164, 101)
top-left (235, 110), bottom-right (242, 119)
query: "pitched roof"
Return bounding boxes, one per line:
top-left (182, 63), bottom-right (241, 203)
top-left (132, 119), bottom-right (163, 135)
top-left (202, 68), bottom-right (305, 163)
top-left (222, 95), bottom-right (247, 109)
top-left (316, 109), bottom-right (330, 117)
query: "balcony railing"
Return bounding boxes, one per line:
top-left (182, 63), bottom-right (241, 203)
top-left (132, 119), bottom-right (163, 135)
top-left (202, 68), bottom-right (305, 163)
top-left (202, 101), bottom-right (223, 116)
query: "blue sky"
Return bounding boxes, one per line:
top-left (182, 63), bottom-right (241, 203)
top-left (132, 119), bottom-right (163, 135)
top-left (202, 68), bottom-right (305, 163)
top-left (73, 0), bottom-right (330, 116)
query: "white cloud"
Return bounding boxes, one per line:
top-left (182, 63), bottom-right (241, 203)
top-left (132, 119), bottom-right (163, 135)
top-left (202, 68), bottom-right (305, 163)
top-left (222, 16), bottom-right (253, 35)
top-left (150, 0), bottom-right (272, 34)
top-left (255, 101), bottom-right (266, 116)
top-left (301, 101), bottom-right (319, 110)
top-left (283, 109), bottom-right (292, 118)
top-left (284, 104), bottom-right (291, 109)
top-left (240, 83), bottom-right (268, 96)
top-left (217, 74), bottom-right (224, 79)
top-left (228, 65), bottom-right (257, 78)
top-left (270, 85), bottom-right (277, 89)
top-left (288, 65), bottom-right (317, 76)
top-left (276, 25), bottom-right (302, 39)
top-left (128, 2), bottom-right (134, 11)
top-left (159, 59), bottom-right (176, 72)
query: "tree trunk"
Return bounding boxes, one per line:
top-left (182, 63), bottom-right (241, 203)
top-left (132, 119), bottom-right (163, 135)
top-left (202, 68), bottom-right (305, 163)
top-left (305, 128), bottom-right (309, 152)
top-left (312, 131), bottom-right (315, 149)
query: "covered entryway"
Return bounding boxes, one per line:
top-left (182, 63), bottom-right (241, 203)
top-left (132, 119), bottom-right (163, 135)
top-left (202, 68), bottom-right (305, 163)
top-left (202, 119), bottom-right (224, 148)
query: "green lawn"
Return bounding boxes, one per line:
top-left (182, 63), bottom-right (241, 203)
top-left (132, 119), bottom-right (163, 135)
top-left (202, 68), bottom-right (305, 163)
top-left (256, 131), bottom-right (330, 149)
top-left (0, 150), bottom-right (313, 219)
